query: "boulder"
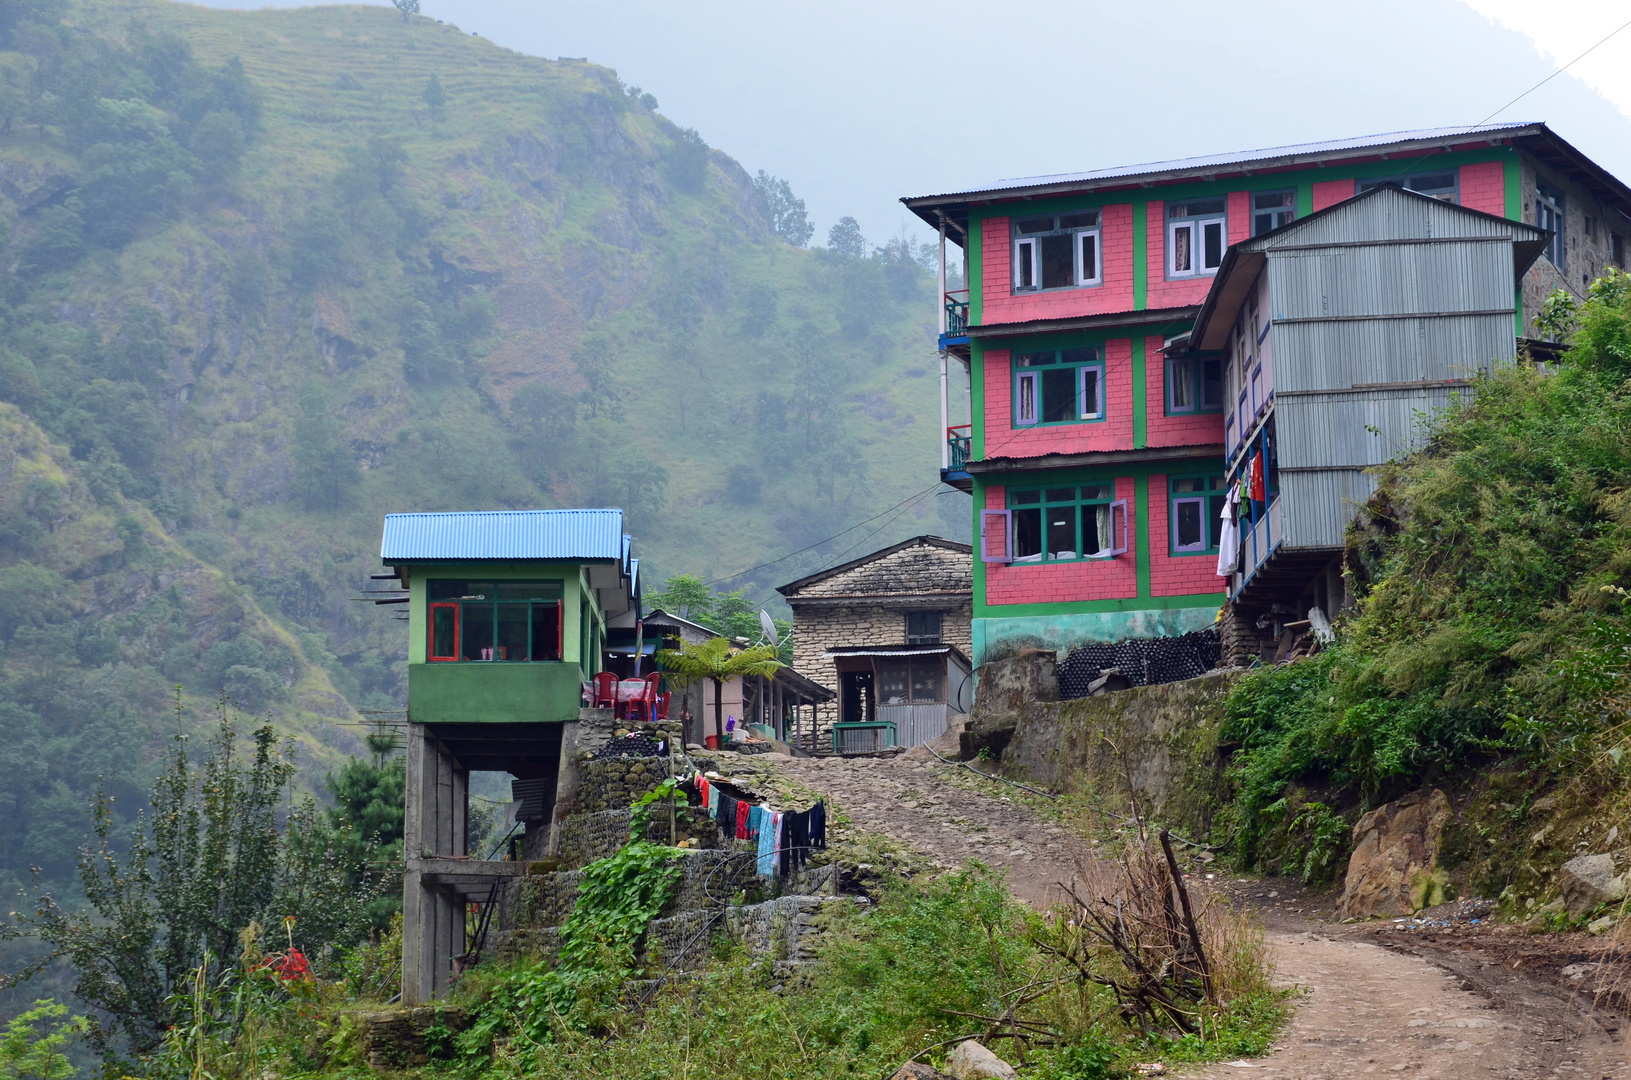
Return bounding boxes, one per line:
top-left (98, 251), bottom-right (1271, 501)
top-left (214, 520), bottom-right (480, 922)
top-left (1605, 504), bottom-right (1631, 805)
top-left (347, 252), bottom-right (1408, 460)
top-left (890, 1064), bottom-right (953, 1080)
top-left (1338, 788), bottom-right (1452, 919)
top-left (945, 1041), bottom-right (1018, 1080)
top-left (1558, 854), bottom-right (1626, 919)
top-left (963, 651), bottom-right (1057, 759)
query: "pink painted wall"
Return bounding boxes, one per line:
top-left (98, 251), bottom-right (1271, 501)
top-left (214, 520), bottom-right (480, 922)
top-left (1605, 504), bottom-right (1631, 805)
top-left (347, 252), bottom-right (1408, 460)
top-left (1143, 197), bottom-right (1251, 310)
top-left (1144, 334), bottom-right (1226, 449)
top-left (1311, 178), bottom-right (1355, 212)
top-left (981, 480), bottom-right (1139, 606)
top-left (979, 205), bottom-right (1137, 325)
top-left (981, 342), bottom-right (1136, 458)
top-left (1147, 474), bottom-right (1228, 598)
top-left (1458, 161), bottom-right (1505, 216)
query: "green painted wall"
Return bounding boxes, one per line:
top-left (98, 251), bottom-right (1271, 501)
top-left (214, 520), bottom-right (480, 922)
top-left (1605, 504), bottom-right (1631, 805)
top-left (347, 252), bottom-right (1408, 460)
top-left (972, 606), bottom-right (1220, 666)
top-left (405, 560), bottom-right (597, 665)
top-left (1131, 336), bottom-right (1148, 447)
top-left (402, 559), bottom-right (612, 723)
top-left (408, 662), bottom-right (585, 725)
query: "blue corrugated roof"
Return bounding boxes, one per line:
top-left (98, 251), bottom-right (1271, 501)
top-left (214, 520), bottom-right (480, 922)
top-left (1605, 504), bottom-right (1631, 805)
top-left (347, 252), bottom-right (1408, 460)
top-left (380, 509), bottom-right (626, 562)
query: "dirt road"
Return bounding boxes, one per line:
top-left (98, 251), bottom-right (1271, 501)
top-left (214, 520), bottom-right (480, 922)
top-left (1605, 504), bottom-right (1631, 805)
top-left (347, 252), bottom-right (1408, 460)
top-left (720, 748), bottom-right (1629, 1079)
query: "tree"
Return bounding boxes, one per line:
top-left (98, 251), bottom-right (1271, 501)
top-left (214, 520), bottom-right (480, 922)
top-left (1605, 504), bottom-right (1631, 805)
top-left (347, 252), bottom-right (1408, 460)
top-left (1, 703), bottom-right (383, 1063)
top-left (0, 1001), bottom-right (86, 1080)
top-left (646, 573), bottom-right (714, 623)
top-left (665, 127), bottom-right (709, 193)
top-left (421, 73), bottom-right (447, 113)
top-left (657, 637), bottom-right (782, 740)
top-left (827, 216), bottom-right (867, 259)
top-left (323, 730), bottom-right (405, 927)
top-left (752, 171), bottom-right (813, 247)
top-left (392, 0), bottom-right (420, 21)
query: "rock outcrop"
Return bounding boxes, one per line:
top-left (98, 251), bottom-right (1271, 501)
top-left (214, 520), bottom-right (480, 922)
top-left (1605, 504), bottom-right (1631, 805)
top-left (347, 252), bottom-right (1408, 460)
top-left (945, 1041), bottom-right (1018, 1080)
top-left (1339, 788), bottom-right (1453, 918)
top-left (1558, 853), bottom-right (1627, 919)
top-left (961, 650), bottom-right (1058, 759)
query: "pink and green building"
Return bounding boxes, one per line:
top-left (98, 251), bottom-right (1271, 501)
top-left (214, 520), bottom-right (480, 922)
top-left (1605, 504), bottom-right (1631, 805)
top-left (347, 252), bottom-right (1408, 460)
top-left (904, 123), bottom-right (1631, 666)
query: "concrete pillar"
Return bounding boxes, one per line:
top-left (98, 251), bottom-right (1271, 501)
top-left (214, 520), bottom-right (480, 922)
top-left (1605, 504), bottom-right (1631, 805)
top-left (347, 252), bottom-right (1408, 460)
top-left (401, 724), bottom-right (468, 1004)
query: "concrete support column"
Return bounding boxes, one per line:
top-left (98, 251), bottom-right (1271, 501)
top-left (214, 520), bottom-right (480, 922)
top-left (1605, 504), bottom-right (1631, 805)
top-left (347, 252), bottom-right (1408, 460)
top-left (401, 724), bottom-right (467, 1005)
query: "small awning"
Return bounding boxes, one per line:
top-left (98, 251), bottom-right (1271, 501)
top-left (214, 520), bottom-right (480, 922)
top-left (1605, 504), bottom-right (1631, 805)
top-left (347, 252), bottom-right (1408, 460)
top-left (822, 644), bottom-right (973, 669)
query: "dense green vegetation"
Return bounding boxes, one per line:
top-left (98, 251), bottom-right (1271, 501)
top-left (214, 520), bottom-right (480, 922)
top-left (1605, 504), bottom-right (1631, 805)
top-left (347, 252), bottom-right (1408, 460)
top-left (1222, 272), bottom-right (1631, 883)
top-left (0, 0), bottom-right (958, 959)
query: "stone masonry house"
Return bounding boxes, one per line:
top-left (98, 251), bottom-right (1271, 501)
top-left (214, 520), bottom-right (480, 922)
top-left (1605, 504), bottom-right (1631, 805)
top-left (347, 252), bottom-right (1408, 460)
top-left (777, 535), bottom-right (972, 753)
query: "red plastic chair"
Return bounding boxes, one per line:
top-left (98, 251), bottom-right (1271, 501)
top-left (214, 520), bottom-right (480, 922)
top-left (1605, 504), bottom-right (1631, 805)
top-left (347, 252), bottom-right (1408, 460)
top-left (591, 671), bottom-right (619, 711)
top-left (626, 673), bottom-right (662, 723)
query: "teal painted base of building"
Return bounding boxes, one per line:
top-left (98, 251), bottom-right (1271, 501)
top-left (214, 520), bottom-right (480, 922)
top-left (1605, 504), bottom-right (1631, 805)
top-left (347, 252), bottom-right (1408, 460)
top-left (972, 606), bottom-right (1221, 667)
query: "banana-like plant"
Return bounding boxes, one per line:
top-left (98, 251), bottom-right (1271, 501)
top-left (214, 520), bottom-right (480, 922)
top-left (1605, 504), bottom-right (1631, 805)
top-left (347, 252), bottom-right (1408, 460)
top-left (655, 636), bottom-right (782, 740)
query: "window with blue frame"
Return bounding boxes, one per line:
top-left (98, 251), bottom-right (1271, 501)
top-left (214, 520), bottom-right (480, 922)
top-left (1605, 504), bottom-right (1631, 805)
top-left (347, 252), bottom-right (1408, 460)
top-left (1012, 211), bottom-right (1102, 291)
top-left (1014, 347), bottom-right (1105, 427)
top-left (1166, 355), bottom-right (1225, 414)
top-left (1168, 476), bottom-right (1227, 555)
top-left (1008, 484), bottom-right (1127, 562)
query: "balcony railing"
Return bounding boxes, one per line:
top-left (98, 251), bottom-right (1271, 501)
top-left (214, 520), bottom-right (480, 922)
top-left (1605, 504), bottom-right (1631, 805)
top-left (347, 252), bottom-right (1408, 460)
top-left (946, 425), bottom-right (972, 471)
top-left (944, 290), bottom-right (970, 336)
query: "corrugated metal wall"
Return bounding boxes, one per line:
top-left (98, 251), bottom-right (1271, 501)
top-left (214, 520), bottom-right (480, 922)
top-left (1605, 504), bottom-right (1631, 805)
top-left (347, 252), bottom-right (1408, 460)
top-left (1269, 318), bottom-right (1513, 390)
top-left (1278, 470), bottom-right (1381, 549)
top-left (1260, 189), bottom-right (1527, 552)
top-left (1276, 386), bottom-right (1460, 469)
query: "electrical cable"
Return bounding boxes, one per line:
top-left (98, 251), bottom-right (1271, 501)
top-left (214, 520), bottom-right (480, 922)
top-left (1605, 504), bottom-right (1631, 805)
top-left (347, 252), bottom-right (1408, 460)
top-left (701, 480), bottom-right (947, 587)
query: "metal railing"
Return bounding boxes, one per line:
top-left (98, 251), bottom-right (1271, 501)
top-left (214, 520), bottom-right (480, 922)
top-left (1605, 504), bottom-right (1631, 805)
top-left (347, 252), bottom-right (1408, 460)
top-left (944, 290), bottom-right (970, 336)
top-left (878, 702), bottom-right (948, 748)
top-left (946, 425), bottom-right (972, 471)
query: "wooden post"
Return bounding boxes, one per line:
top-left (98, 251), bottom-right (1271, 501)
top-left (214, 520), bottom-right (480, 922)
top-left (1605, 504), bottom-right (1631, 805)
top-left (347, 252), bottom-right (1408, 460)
top-left (1159, 829), bottom-right (1214, 1005)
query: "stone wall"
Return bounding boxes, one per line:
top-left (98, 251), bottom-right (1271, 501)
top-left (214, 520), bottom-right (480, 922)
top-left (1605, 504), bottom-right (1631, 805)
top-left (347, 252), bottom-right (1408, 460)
top-left (644, 894), bottom-right (857, 977)
top-left (979, 664), bottom-right (1242, 839)
top-left (575, 757), bottom-right (672, 813)
top-left (353, 1006), bottom-right (468, 1071)
top-left (788, 598), bottom-right (974, 749)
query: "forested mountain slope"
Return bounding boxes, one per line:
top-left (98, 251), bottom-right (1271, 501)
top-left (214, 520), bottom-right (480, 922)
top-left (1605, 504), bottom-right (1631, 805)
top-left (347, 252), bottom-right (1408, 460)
top-left (0, 0), bottom-right (957, 897)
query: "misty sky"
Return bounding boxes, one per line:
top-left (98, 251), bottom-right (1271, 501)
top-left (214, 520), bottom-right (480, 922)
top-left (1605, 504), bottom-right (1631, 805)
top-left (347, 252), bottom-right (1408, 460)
top-left (192, 0), bottom-right (1631, 247)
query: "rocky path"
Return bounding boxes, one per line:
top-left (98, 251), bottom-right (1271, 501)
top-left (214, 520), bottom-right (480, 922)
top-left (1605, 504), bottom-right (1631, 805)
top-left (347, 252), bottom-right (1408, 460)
top-left (736, 747), bottom-right (1084, 904)
top-left (725, 748), bottom-right (1628, 1079)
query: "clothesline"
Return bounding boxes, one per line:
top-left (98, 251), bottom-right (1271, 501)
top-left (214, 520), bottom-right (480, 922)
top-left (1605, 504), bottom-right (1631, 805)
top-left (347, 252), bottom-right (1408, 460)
top-left (689, 772), bottom-right (826, 878)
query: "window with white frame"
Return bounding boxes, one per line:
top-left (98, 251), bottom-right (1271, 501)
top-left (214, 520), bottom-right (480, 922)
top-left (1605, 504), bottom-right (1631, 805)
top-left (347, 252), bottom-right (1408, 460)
top-left (1013, 347), bottom-right (1105, 427)
top-left (1167, 355), bottom-right (1224, 414)
top-left (1537, 180), bottom-right (1565, 269)
top-left (1168, 198), bottom-right (1226, 278)
top-left (1358, 170), bottom-right (1458, 202)
top-left (1168, 476), bottom-right (1227, 555)
top-left (1009, 484), bottom-right (1127, 562)
top-left (1251, 191), bottom-right (1295, 236)
top-left (1012, 212), bottom-right (1102, 291)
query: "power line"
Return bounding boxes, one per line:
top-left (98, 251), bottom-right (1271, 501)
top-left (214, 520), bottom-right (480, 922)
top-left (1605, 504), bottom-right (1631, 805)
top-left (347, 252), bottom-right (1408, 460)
top-left (1374, 13), bottom-right (1631, 195)
top-left (1481, 15), bottom-right (1631, 125)
top-left (701, 480), bottom-right (945, 587)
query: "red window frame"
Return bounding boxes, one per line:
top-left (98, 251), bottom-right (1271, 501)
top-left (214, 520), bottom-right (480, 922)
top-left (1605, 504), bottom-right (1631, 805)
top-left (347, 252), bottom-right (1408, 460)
top-left (429, 602), bottom-right (460, 661)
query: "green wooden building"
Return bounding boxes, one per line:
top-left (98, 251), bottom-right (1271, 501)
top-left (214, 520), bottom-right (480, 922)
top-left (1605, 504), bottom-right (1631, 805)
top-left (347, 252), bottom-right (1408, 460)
top-left (380, 508), bottom-right (638, 1003)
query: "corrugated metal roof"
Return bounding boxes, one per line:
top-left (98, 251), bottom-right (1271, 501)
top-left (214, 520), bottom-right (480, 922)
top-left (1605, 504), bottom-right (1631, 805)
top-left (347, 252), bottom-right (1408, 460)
top-left (380, 509), bottom-right (626, 562)
top-left (902, 123), bottom-right (1540, 208)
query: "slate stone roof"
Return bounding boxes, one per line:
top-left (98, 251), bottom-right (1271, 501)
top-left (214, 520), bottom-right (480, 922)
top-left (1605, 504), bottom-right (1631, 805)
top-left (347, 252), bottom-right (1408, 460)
top-left (776, 536), bottom-right (972, 602)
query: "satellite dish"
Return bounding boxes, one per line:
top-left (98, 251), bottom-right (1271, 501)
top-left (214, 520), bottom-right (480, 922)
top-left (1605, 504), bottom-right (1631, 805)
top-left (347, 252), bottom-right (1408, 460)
top-left (758, 610), bottom-right (779, 647)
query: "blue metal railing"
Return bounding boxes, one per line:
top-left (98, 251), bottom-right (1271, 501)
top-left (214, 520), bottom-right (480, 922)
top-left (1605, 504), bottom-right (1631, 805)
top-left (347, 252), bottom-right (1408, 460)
top-left (946, 425), bottom-right (972, 471)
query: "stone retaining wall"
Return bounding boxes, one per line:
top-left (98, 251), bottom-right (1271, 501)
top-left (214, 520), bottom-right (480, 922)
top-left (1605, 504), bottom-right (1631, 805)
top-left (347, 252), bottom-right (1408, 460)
top-left (970, 653), bottom-right (1241, 839)
top-left (353, 1005), bottom-right (467, 1070)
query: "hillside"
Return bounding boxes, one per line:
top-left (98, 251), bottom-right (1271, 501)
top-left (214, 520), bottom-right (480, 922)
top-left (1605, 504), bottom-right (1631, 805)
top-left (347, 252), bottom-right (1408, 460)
top-left (0, 0), bottom-right (960, 900)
